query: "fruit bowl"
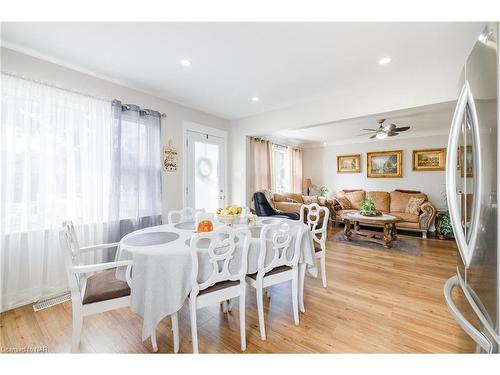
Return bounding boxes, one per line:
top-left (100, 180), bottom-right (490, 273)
top-left (216, 214), bottom-right (241, 226)
top-left (216, 205), bottom-right (243, 226)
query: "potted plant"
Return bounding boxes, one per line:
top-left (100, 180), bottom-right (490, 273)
top-left (439, 212), bottom-right (454, 239)
top-left (318, 186), bottom-right (329, 197)
top-left (359, 197), bottom-right (381, 217)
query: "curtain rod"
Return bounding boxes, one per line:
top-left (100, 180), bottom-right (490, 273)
top-left (2, 71), bottom-right (167, 118)
top-left (251, 136), bottom-right (301, 150)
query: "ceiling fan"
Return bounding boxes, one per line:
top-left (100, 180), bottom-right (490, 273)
top-left (360, 119), bottom-right (410, 139)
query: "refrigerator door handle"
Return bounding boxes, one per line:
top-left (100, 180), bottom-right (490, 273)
top-left (446, 81), bottom-right (482, 268)
top-left (444, 275), bottom-right (493, 353)
top-left (457, 272), bottom-right (500, 347)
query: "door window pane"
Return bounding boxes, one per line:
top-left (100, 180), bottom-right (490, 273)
top-left (194, 140), bottom-right (220, 212)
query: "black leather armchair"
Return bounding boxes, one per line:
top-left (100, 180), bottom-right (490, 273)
top-left (252, 191), bottom-right (300, 220)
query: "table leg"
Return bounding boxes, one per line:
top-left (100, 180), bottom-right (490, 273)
top-left (343, 219), bottom-right (352, 241)
top-left (383, 223), bottom-right (393, 248)
top-left (354, 221), bottom-right (360, 232)
top-left (391, 223), bottom-right (397, 240)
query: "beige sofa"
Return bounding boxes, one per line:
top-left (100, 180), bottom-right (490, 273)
top-left (271, 192), bottom-right (333, 215)
top-left (331, 189), bottom-right (437, 238)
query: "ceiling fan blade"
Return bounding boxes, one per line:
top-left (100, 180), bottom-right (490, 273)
top-left (387, 131), bottom-right (399, 136)
top-left (358, 132), bottom-right (376, 136)
top-left (362, 128), bottom-right (378, 131)
top-left (369, 134), bottom-right (377, 139)
top-left (393, 126), bottom-right (410, 132)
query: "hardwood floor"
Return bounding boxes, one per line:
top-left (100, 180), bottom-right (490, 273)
top-left (0, 227), bottom-right (476, 353)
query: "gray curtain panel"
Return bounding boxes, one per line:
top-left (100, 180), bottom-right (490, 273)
top-left (109, 100), bottom-right (162, 239)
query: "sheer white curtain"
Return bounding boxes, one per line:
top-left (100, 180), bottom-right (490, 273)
top-left (290, 148), bottom-right (303, 194)
top-left (0, 75), bottom-right (162, 311)
top-left (1, 74), bottom-right (114, 311)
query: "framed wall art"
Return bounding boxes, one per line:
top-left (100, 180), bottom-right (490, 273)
top-left (367, 150), bottom-right (403, 178)
top-left (337, 154), bottom-right (361, 173)
top-left (412, 148), bottom-right (446, 171)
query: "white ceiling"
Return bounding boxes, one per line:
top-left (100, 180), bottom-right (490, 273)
top-left (269, 101), bottom-right (456, 147)
top-left (1, 22), bottom-right (483, 120)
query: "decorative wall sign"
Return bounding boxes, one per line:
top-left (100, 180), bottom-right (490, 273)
top-left (367, 150), bottom-right (403, 178)
top-left (163, 140), bottom-right (178, 172)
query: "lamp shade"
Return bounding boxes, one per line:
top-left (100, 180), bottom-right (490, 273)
top-left (303, 178), bottom-right (313, 188)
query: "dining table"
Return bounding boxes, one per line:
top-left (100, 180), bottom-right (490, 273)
top-left (115, 216), bottom-right (317, 341)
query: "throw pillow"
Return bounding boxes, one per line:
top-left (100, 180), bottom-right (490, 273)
top-left (336, 196), bottom-right (353, 210)
top-left (405, 197), bottom-right (425, 215)
top-left (285, 198), bottom-right (299, 203)
top-left (302, 195), bottom-right (319, 205)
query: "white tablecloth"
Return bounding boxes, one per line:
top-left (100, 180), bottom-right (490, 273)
top-left (116, 217), bottom-right (317, 340)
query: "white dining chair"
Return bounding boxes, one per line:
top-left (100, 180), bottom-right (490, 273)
top-left (167, 207), bottom-right (206, 224)
top-left (246, 221), bottom-right (305, 340)
top-left (300, 203), bottom-right (330, 288)
top-left (188, 226), bottom-right (250, 353)
top-left (60, 221), bottom-right (179, 353)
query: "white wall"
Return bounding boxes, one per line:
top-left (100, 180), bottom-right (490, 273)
top-left (1, 47), bottom-right (230, 218)
top-left (302, 135), bottom-right (449, 209)
top-left (229, 72), bottom-right (460, 206)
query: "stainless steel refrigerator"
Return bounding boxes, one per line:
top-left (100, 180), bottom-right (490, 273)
top-left (444, 22), bottom-right (499, 353)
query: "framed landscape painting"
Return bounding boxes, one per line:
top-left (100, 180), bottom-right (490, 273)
top-left (412, 148), bottom-right (446, 171)
top-left (367, 150), bottom-right (403, 178)
top-left (337, 154), bottom-right (361, 173)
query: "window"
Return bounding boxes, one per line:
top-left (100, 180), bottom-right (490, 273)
top-left (1, 74), bottom-right (163, 312)
top-left (272, 144), bottom-right (291, 194)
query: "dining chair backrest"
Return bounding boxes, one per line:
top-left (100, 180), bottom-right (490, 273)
top-left (189, 226), bottom-right (250, 297)
top-left (258, 221), bottom-right (305, 276)
top-left (60, 221), bottom-right (83, 301)
top-left (168, 207), bottom-right (206, 224)
top-left (299, 203), bottom-right (329, 245)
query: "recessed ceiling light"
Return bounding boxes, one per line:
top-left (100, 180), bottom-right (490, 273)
top-left (378, 57), bottom-right (391, 65)
top-left (251, 96), bottom-right (260, 102)
top-left (323, 142), bottom-right (327, 146)
top-left (180, 59), bottom-right (191, 67)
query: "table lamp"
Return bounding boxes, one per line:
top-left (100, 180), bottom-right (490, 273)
top-left (304, 178), bottom-right (313, 195)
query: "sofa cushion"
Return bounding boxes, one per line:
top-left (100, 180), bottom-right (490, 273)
top-left (274, 201), bottom-right (302, 213)
top-left (274, 193), bottom-right (304, 204)
top-left (303, 195), bottom-right (320, 204)
top-left (366, 191), bottom-right (390, 212)
top-left (392, 212), bottom-right (420, 223)
top-left (338, 190), bottom-right (366, 209)
top-left (390, 191), bottom-right (427, 212)
top-left (405, 197), bottom-right (426, 215)
top-left (336, 196), bottom-right (353, 210)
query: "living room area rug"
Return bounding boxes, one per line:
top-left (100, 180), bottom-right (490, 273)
top-left (331, 231), bottom-right (422, 256)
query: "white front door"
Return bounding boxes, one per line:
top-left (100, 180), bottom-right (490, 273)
top-left (185, 130), bottom-right (226, 212)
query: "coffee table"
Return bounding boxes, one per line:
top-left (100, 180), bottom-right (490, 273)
top-left (340, 211), bottom-right (402, 248)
